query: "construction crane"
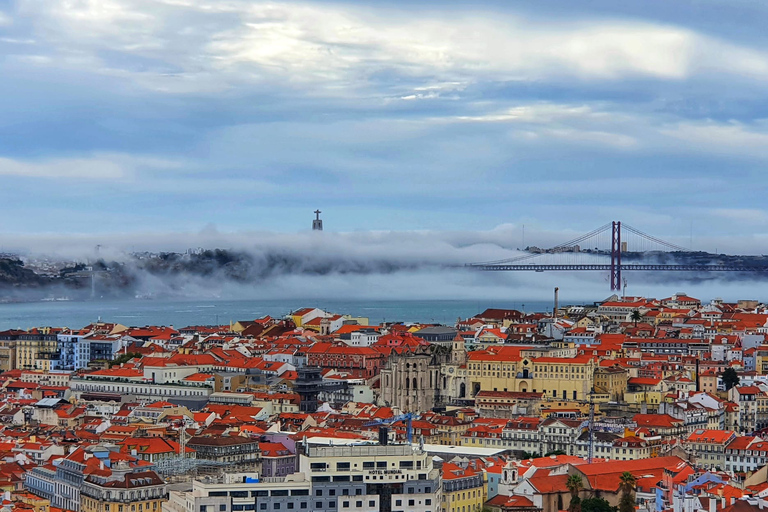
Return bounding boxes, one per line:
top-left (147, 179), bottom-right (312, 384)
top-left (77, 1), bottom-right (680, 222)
top-left (364, 413), bottom-right (417, 444)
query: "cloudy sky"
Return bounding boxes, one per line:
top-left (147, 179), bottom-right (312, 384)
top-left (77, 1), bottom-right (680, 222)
top-left (2, 0), bottom-right (768, 252)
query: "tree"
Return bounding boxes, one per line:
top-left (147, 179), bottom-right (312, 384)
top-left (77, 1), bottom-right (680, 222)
top-left (545, 449), bottom-right (567, 457)
top-left (618, 471), bottom-right (637, 512)
top-left (566, 475), bottom-right (584, 512)
top-left (721, 367), bottom-right (740, 391)
top-left (630, 310), bottom-right (642, 326)
top-left (108, 352), bottom-right (142, 368)
top-left (581, 497), bottom-right (616, 512)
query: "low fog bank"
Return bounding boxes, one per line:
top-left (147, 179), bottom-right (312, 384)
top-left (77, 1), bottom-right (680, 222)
top-left (0, 228), bottom-right (767, 304)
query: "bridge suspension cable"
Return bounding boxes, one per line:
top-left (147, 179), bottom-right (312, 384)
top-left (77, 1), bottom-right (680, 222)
top-left (621, 223), bottom-right (689, 252)
top-left (470, 223), bottom-right (612, 266)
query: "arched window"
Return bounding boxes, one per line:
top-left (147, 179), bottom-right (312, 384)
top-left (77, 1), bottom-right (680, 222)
top-left (413, 378), bottom-right (418, 390)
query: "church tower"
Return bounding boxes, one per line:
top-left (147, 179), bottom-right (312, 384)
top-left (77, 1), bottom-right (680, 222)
top-left (451, 333), bottom-right (466, 366)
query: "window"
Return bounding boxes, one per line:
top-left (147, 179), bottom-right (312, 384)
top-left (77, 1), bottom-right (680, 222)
top-left (408, 501), bottom-right (415, 507)
top-left (425, 500), bottom-right (432, 506)
top-left (300, 504), bottom-right (307, 510)
top-left (368, 502), bottom-right (375, 508)
top-left (329, 503), bottom-right (336, 509)
top-left (316, 491), bottom-right (323, 497)
top-left (396, 501), bottom-right (402, 506)
top-left (342, 503), bottom-right (349, 509)
top-left (363, 462), bottom-right (374, 469)
top-left (316, 503), bottom-right (322, 509)
top-left (329, 490), bottom-right (336, 497)
top-left (376, 462), bottom-right (387, 468)
top-left (337, 463), bottom-right (350, 471)
top-left (220, 506), bottom-right (226, 511)
top-left (259, 506), bottom-right (266, 511)
top-left (356, 502), bottom-right (363, 508)
top-left (274, 505), bottom-right (280, 510)
top-left (287, 505), bottom-right (294, 510)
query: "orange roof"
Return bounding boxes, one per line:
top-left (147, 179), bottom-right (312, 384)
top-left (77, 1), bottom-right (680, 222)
top-left (686, 430), bottom-right (736, 444)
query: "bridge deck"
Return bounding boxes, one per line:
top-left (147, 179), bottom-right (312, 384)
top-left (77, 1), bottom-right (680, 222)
top-left (470, 264), bottom-right (768, 272)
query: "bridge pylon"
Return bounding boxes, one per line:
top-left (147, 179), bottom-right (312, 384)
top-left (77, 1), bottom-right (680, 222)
top-left (610, 221), bottom-right (621, 291)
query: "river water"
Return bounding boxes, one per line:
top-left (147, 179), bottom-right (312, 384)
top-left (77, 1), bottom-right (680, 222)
top-left (0, 298), bottom-right (553, 330)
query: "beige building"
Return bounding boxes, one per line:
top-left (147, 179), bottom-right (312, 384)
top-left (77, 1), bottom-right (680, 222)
top-left (16, 331), bottom-right (59, 371)
top-left (593, 366), bottom-right (628, 402)
top-left (0, 332), bottom-right (18, 371)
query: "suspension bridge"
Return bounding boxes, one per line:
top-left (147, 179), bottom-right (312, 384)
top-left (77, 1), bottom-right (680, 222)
top-left (468, 221), bottom-right (768, 291)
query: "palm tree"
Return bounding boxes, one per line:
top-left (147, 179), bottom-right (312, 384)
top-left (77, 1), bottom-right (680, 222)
top-left (618, 471), bottom-right (636, 512)
top-left (630, 310), bottom-right (642, 327)
top-left (566, 474), bottom-right (583, 512)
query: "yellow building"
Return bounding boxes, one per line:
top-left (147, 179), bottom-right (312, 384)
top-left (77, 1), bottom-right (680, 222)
top-left (594, 365), bottom-right (629, 402)
top-left (13, 492), bottom-right (50, 512)
top-left (0, 338), bottom-right (17, 371)
top-left (15, 330), bottom-right (58, 371)
top-left (441, 462), bottom-right (485, 512)
top-left (80, 468), bottom-right (166, 512)
top-left (465, 348), bottom-right (597, 401)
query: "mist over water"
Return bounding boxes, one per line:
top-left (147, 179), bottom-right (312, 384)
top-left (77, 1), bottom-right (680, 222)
top-left (1, 228), bottom-right (767, 322)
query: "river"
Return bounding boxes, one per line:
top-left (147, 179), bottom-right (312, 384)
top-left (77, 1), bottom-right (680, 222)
top-left (0, 298), bottom-right (553, 330)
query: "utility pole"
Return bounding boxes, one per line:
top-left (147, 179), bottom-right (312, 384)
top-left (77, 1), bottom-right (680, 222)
top-left (588, 390), bottom-right (595, 464)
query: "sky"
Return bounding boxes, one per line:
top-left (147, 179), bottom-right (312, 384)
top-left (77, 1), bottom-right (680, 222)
top-left (2, 0), bottom-right (768, 254)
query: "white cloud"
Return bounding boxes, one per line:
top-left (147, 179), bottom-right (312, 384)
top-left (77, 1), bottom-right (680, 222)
top-left (0, 153), bottom-right (180, 180)
top-left (660, 120), bottom-right (768, 158)
top-left (14, 0), bottom-right (768, 95)
top-left (0, 11), bottom-right (11, 26)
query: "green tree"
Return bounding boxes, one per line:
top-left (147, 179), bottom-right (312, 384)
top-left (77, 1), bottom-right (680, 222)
top-left (630, 310), bottom-right (642, 326)
top-left (721, 367), bottom-right (740, 391)
top-left (581, 497), bottom-right (616, 512)
top-left (618, 471), bottom-right (636, 512)
top-left (108, 352), bottom-right (142, 368)
top-left (545, 450), bottom-right (567, 457)
top-left (566, 475), bottom-right (583, 512)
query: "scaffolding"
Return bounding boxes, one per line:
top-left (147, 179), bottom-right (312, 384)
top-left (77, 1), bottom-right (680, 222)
top-left (156, 423), bottom-right (236, 482)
